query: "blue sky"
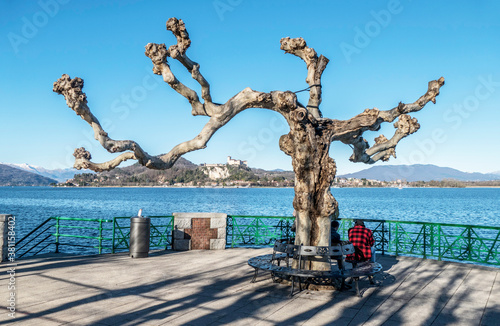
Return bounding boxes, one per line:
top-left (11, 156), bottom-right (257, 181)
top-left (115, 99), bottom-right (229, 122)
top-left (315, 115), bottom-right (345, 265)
top-left (1, 0), bottom-right (499, 174)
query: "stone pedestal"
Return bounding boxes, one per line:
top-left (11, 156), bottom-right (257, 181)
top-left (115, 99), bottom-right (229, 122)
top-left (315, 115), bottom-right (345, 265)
top-left (173, 213), bottom-right (227, 251)
top-left (0, 214), bottom-right (13, 262)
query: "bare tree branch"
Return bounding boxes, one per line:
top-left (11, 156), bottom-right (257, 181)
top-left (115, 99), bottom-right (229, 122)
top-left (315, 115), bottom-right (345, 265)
top-left (331, 77), bottom-right (445, 163)
top-left (144, 43), bottom-right (209, 116)
top-left (166, 18), bottom-right (212, 104)
top-left (145, 18), bottom-right (217, 117)
top-left (54, 73), bottom-right (296, 171)
top-left (73, 147), bottom-right (136, 172)
top-left (53, 74), bottom-right (167, 171)
top-left (280, 37), bottom-right (329, 119)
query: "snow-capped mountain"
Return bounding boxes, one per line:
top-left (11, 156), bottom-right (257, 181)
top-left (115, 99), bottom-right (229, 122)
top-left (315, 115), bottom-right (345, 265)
top-left (0, 163), bottom-right (94, 182)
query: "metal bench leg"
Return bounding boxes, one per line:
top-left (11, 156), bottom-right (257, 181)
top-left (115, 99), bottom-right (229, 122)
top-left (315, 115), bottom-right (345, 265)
top-left (369, 275), bottom-right (375, 285)
top-left (354, 277), bottom-right (361, 297)
top-left (251, 268), bottom-right (258, 283)
top-left (290, 276), bottom-right (303, 297)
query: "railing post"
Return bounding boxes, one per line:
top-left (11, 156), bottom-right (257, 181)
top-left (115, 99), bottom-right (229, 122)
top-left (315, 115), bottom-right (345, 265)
top-left (381, 221), bottom-right (386, 255)
top-left (395, 222), bottom-right (399, 257)
top-left (55, 217), bottom-right (60, 253)
top-left (438, 225), bottom-right (442, 261)
top-left (429, 224), bottom-right (433, 258)
top-left (112, 217), bottom-right (116, 254)
top-left (227, 215), bottom-right (233, 249)
top-left (256, 217), bottom-right (260, 245)
top-left (467, 227), bottom-right (473, 260)
top-left (98, 219), bottom-right (103, 255)
top-left (423, 224), bottom-right (427, 259)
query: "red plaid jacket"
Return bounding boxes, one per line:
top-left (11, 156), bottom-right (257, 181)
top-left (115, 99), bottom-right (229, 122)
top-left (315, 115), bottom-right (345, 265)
top-left (347, 225), bottom-right (374, 261)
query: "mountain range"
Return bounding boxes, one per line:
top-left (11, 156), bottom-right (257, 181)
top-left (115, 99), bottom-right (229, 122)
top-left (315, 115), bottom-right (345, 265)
top-left (0, 164), bottom-right (58, 186)
top-left (1, 161), bottom-right (499, 186)
top-left (0, 163), bottom-right (93, 182)
top-left (338, 164), bottom-right (500, 182)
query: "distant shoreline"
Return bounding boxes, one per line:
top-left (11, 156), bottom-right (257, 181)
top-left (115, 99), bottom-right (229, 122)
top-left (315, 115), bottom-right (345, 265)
top-left (3, 185), bottom-right (500, 189)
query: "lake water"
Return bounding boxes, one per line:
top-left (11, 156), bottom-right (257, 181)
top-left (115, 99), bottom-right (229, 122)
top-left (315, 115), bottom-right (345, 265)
top-left (1, 186), bottom-right (500, 238)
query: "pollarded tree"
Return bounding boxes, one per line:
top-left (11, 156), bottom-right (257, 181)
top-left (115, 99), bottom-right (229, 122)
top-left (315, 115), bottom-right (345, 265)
top-left (53, 18), bottom-right (444, 270)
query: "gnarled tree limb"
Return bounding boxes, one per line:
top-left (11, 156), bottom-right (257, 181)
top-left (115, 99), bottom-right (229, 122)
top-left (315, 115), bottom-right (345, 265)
top-left (54, 74), bottom-right (153, 171)
top-left (331, 77), bottom-right (445, 163)
top-left (53, 72), bottom-right (297, 171)
top-left (280, 37), bottom-right (329, 119)
top-left (145, 18), bottom-right (217, 117)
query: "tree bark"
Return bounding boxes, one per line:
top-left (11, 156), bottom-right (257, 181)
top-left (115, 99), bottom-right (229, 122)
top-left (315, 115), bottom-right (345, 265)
top-left (280, 117), bottom-right (338, 270)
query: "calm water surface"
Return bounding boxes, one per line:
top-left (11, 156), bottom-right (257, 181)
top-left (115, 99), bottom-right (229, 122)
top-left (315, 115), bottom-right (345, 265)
top-left (1, 187), bottom-right (499, 237)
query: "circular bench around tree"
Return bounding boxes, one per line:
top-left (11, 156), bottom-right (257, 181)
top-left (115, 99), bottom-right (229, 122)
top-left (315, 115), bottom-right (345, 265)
top-left (248, 239), bottom-right (383, 297)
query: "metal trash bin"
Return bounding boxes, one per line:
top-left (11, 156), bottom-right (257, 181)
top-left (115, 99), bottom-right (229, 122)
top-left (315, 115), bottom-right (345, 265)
top-left (129, 216), bottom-right (150, 258)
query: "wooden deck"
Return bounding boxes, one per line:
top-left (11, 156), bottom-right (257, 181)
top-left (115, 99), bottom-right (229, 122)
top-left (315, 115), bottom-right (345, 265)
top-left (1, 248), bottom-right (499, 325)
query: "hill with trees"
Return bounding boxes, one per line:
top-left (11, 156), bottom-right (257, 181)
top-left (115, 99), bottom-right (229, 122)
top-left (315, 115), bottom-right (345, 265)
top-left (62, 158), bottom-right (294, 187)
top-left (0, 164), bottom-right (58, 186)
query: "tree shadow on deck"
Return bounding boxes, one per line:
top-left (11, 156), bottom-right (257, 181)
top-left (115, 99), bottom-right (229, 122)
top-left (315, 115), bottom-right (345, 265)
top-left (3, 250), bottom-right (498, 325)
top-left (348, 255), bottom-right (499, 326)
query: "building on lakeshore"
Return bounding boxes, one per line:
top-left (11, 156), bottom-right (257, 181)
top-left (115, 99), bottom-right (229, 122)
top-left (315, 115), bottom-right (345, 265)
top-left (227, 156), bottom-right (248, 167)
top-left (200, 156), bottom-right (248, 168)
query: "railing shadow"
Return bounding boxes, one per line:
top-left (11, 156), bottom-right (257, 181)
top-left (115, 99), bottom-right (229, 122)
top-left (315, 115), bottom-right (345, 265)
top-left (2, 249), bottom-right (498, 325)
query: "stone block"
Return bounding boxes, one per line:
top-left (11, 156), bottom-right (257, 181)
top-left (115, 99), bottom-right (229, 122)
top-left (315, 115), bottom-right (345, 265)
top-left (174, 212), bottom-right (225, 219)
top-left (210, 215), bottom-right (227, 229)
top-left (173, 239), bottom-right (191, 251)
top-left (217, 227), bottom-right (226, 239)
top-left (173, 216), bottom-right (192, 229)
top-left (210, 239), bottom-right (226, 250)
top-left (0, 214), bottom-right (12, 263)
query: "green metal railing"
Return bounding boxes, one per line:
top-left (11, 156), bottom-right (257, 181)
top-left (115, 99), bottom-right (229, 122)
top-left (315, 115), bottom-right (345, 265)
top-left (53, 216), bottom-right (114, 254)
top-left (228, 216), bottom-right (500, 266)
top-left (16, 217), bottom-right (56, 258)
top-left (112, 216), bottom-right (174, 253)
top-left (362, 219), bottom-right (500, 266)
top-left (15, 214), bottom-right (500, 267)
top-left (15, 217), bottom-right (114, 258)
top-left (16, 215), bottom-right (174, 258)
top-left (227, 215), bottom-right (295, 247)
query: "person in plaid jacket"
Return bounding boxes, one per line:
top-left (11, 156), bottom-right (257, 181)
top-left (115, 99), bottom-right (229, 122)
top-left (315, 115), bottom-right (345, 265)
top-left (347, 220), bottom-right (374, 262)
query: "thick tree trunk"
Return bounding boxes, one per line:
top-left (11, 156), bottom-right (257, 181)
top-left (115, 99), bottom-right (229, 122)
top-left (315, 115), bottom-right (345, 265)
top-left (280, 116), bottom-right (338, 271)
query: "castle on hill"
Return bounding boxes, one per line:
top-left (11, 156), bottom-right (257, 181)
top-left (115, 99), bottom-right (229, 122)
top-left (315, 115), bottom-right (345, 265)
top-left (200, 156), bottom-right (248, 168)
